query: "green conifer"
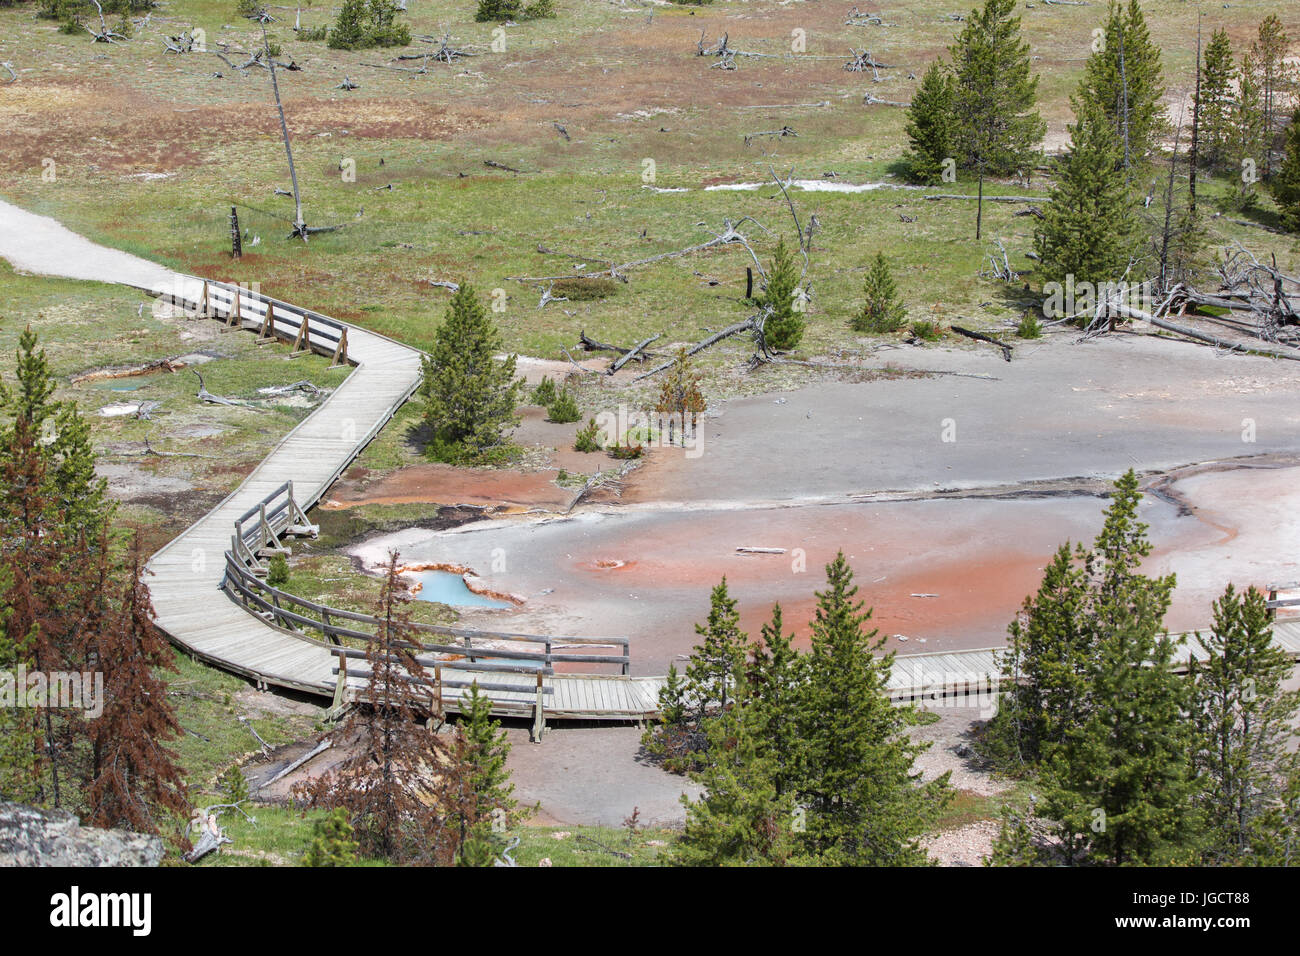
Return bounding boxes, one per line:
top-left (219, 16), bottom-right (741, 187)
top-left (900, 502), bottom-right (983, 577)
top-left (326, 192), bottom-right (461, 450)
top-left (795, 552), bottom-right (951, 864)
top-left (852, 252), bottom-right (907, 334)
top-left (903, 62), bottom-right (955, 185)
top-left (1035, 100), bottom-right (1139, 290)
top-left (419, 284), bottom-right (522, 464)
top-left (1076, 1), bottom-right (1166, 169)
top-left (1273, 104), bottom-right (1300, 232)
top-left (757, 237), bottom-right (805, 352)
top-left (1190, 584), bottom-right (1300, 862)
top-left (949, 0), bottom-right (1045, 236)
top-left (1198, 29), bottom-right (1237, 170)
top-left (304, 809), bottom-right (359, 866)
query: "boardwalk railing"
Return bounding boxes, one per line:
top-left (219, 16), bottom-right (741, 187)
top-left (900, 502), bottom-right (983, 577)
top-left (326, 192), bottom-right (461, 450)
top-left (218, 478), bottom-right (631, 737)
top-left (158, 277), bottom-right (351, 366)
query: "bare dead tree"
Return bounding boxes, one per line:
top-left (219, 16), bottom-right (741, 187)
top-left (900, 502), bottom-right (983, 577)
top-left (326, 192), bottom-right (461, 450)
top-left (86, 0), bottom-right (128, 43)
top-left (845, 7), bottom-right (885, 26)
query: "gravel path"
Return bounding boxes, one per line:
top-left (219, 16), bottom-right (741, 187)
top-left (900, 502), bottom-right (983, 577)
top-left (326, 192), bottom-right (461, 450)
top-left (0, 198), bottom-right (174, 290)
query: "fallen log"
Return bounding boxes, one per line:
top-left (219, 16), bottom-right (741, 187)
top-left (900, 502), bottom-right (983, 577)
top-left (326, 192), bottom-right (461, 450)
top-left (951, 325), bottom-right (1013, 361)
top-left (924, 193), bottom-right (1049, 203)
top-left (254, 739), bottom-right (331, 792)
top-left (1146, 316), bottom-right (1300, 362)
top-left (580, 331), bottom-right (660, 360)
top-left (632, 318), bottom-right (759, 382)
top-left (609, 334), bottom-right (661, 374)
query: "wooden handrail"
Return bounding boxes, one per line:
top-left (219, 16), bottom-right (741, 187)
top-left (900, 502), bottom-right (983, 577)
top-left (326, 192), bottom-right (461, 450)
top-left (220, 484), bottom-right (632, 674)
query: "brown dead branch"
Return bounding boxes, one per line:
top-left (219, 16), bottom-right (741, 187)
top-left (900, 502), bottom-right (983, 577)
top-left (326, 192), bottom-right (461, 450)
top-left (845, 7), bottom-right (885, 26)
top-left (951, 325), bottom-right (1014, 361)
top-left (508, 217), bottom-right (769, 284)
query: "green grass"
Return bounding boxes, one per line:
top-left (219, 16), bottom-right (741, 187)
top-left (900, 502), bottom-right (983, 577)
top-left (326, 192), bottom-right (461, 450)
top-left (4, 0), bottom-right (1293, 403)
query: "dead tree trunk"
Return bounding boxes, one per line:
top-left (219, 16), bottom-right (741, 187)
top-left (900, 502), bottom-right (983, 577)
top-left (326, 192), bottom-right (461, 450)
top-left (262, 23), bottom-right (306, 240)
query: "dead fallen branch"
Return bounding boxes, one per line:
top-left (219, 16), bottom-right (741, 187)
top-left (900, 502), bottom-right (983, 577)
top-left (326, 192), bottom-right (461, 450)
top-left (608, 334), bottom-right (662, 374)
top-left (951, 325), bottom-right (1014, 361)
top-left (192, 369), bottom-right (260, 409)
top-left (844, 49), bottom-right (892, 79)
top-left (924, 193), bottom-right (1048, 203)
top-left (845, 7), bottom-right (884, 26)
top-left (632, 318), bottom-right (760, 382)
top-left (560, 346), bottom-right (601, 376)
top-left (1146, 316), bottom-right (1300, 361)
top-left (254, 739), bottom-right (331, 792)
top-left (744, 126), bottom-right (797, 147)
top-left (257, 380), bottom-right (321, 397)
top-left (509, 217), bottom-right (768, 284)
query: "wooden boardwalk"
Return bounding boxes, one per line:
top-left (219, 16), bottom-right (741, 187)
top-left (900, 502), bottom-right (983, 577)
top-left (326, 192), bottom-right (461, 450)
top-left (884, 620), bottom-right (1300, 704)
top-left (144, 277), bottom-right (657, 723)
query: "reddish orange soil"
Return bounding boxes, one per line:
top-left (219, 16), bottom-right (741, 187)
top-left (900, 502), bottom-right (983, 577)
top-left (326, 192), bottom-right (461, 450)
top-left (322, 462), bottom-right (573, 510)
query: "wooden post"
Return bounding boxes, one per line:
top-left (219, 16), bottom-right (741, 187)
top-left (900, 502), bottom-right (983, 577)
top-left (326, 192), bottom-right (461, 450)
top-left (199, 280), bottom-right (210, 319)
top-left (228, 286), bottom-right (242, 327)
top-left (434, 665), bottom-right (444, 723)
top-left (330, 652), bottom-right (348, 716)
top-left (1269, 586), bottom-right (1278, 622)
top-left (330, 328), bottom-right (348, 367)
top-left (291, 314), bottom-right (309, 355)
top-left (230, 206), bottom-right (242, 259)
top-left (532, 672), bottom-right (546, 742)
top-left (260, 302), bottom-right (275, 341)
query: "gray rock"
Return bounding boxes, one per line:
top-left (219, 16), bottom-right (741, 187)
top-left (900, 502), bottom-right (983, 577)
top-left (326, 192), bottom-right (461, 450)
top-left (0, 803), bottom-right (164, 867)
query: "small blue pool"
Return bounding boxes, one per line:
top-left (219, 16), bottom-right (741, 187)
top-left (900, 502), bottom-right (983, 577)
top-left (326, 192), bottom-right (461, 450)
top-left (410, 570), bottom-right (510, 609)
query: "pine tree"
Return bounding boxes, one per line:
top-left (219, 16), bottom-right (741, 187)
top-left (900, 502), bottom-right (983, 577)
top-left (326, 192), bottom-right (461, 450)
top-left (0, 327), bottom-right (110, 808)
top-left (86, 534), bottom-right (191, 844)
top-left (1076, 1), bottom-right (1166, 170)
top-left (686, 578), bottom-right (748, 717)
top-left (1251, 15), bottom-right (1291, 179)
top-left (851, 252), bottom-right (907, 333)
top-left (990, 471), bottom-right (1194, 866)
top-left (1036, 100), bottom-right (1139, 291)
top-left (983, 544), bottom-right (1091, 768)
top-left (1273, 104), bottom-right (1300, 233)
top-left (641, 583), bottom-right (749, 775)
top-left (293, 552), bottom-right (468, 864)
top-left (1198, 29), bottom-right (1237, 170)
top-left (328, 0), bottom-right (409, 50)
top-left (304, 809), bottom-right (359, 866)
top-left (795, 552), bottom-right (950, 864)
top-left (1037, 615), bottom-right (1197, 866)
top-left (949, 0), bottom-right (1045, 238)
top-left (745, 603), bottom-right (804, 796)
top-left (420, 284), bottom-right (522, 464)
top-left (903, 62), bottom-right (955, 185)
top-left (757, 237), bottom-right (805, 352)
top-left (1190, 584), bottom-right (1300, 862)
top-left (1232, 52), bottom-right (1266, 210)
top-left (458, 682), bottom-right (519, 843)
top-left (672, 672), bottom-right (798, 867)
